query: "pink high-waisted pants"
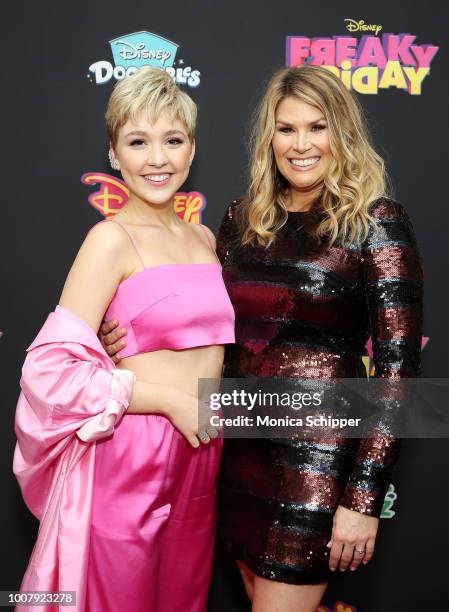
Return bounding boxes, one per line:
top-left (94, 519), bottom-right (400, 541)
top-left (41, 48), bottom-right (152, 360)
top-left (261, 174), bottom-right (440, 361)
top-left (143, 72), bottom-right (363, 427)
top-left (86, 412), bottom-right (222, 612)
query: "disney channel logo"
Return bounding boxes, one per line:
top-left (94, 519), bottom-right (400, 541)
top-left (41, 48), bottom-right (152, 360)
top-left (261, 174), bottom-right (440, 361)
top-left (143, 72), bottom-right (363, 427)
top-left (88, 31), bottom-right (201, 87)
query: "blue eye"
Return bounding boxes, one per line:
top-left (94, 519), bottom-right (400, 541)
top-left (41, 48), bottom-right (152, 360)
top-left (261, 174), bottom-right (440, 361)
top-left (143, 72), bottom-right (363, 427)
top-left (312, 125), bottom-right (326, 131)
top-left (167, 138), bottom-right (184, 145)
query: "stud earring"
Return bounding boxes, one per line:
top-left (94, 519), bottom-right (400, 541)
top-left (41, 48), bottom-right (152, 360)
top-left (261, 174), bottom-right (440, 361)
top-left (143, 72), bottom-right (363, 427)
top-left (108, 149), bottom-right (120, 170)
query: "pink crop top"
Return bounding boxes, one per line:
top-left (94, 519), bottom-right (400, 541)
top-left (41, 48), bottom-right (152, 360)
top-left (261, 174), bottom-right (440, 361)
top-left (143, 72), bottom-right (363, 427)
top-left (92, 219), bottom-right (235, 357)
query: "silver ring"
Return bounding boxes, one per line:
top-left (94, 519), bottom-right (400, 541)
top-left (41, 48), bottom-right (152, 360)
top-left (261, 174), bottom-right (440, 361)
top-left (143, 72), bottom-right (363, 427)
top-left (200, 434), bottom-right (210, 442)
top-left (354, 548), bottom-right (365, 554)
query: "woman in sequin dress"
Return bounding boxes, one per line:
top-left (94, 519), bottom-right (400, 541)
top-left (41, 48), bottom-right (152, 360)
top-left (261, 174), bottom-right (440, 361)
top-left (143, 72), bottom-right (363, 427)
top-left (100, 65), bottom-right (423, 611)
top-left (214, 65), bottom-right (423, 611)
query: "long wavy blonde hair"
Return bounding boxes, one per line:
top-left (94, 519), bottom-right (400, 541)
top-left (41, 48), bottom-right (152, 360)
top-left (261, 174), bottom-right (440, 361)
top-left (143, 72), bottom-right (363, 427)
top-left (239, 65), bottom-right (393, 247)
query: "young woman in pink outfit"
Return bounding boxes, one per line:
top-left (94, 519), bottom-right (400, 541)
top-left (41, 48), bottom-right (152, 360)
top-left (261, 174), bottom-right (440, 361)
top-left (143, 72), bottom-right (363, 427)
top-left (13, 66), bottom-right (235, 612)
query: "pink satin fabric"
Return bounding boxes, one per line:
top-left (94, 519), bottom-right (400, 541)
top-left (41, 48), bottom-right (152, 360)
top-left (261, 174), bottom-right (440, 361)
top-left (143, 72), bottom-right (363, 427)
top-left (13, 305), bottom-right (221, 611)
top-left (13, 305), bottom-right (136, 612)
top-left (103, 263), bottom-right (236, 357)
top-left (90, 218), bottom-right (236, 359)
top-left (87, 413), bottom-right (222, 611)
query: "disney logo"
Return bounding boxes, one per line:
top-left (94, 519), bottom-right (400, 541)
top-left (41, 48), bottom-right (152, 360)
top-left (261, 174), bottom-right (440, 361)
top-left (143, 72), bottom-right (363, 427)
top-left (114, 40), bottom-right (172, 65)
top-left (344, 19), bottom-right (382, 36)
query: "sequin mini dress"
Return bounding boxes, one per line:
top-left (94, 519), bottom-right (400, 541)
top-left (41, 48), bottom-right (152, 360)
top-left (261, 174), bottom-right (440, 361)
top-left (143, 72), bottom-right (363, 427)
top-left (216, 197), bottom-right (423, 584)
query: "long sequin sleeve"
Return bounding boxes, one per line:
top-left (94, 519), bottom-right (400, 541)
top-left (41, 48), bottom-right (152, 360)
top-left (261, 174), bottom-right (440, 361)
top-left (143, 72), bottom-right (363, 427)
top-left (338, 198), bottom-right (424, 516)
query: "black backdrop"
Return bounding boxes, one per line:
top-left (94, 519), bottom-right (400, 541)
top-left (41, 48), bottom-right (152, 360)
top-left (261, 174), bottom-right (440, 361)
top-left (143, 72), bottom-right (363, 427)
top-left (2, 1), bottom-right (448, 610)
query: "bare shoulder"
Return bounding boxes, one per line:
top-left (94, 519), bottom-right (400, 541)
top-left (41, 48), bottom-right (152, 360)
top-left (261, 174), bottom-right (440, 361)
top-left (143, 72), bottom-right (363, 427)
top-left (193, 222), bottom-right (216, 249)
top-left (82, 219), bottom-right (131, 255)
top-left (59, 220), bottom-right (132, 332)
top-left (63, 220), bottom-right (131, 280)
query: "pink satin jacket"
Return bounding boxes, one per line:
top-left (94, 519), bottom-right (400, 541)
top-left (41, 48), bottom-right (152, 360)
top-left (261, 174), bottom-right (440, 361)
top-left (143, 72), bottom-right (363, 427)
top-left (13, 304), bottom-right (136, 612)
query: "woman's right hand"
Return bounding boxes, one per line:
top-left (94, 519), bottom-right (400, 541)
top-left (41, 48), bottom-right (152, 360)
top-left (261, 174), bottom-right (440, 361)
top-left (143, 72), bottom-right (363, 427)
top-left (99, 319), bottom-right (127, 364)
top-left (99, 320), bottom-right (219, 447)
top-left (166, 390), bottom-right (219, 449)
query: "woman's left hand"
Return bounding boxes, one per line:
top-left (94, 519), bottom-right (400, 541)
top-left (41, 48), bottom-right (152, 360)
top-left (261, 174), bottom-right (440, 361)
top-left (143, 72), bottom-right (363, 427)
top-left (326, 505), bottom-right (379, 572)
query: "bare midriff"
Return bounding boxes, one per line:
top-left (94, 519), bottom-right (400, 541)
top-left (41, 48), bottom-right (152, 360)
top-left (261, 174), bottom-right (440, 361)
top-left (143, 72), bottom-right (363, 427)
top-left (118, 344), bottom-right (224, 399)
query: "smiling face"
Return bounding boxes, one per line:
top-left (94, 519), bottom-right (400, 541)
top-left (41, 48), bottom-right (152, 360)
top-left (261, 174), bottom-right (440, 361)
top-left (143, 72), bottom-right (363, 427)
top-left (111, 109), bottom-right (195, 208)
top-left (271, 96), bottom-right (332, 207)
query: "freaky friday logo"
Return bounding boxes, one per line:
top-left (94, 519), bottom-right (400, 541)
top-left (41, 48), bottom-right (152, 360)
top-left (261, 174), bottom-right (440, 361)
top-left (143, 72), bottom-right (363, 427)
top-left (81, 172), bottom-right (206, 224)
top-left (286, 26), bottom-right (439, 94)
top-left (88, 31), bottom-right (200, 87)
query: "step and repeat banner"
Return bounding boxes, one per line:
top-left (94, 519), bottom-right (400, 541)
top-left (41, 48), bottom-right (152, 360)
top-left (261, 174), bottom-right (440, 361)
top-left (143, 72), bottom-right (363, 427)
top-left (2, 1), bottom-right (447, 610)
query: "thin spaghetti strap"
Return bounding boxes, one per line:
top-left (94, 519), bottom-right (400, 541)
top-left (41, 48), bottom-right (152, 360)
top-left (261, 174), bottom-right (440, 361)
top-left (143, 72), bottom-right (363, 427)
top-left (198, 223), bottom-right (220, 262)
top-left (198, 223), bottom-right (214, 249)
top-left (104, 219), bottom-right (147, 270)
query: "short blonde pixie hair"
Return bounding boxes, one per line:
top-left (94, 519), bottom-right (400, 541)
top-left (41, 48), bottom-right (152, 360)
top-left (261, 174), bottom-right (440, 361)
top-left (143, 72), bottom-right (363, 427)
top-left (105, 66), bottom-right (197, 148)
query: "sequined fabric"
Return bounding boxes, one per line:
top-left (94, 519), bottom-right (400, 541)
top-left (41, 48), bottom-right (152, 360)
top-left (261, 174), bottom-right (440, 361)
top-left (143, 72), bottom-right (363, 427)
top-left (216, 197), bottom-right (423, 584)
